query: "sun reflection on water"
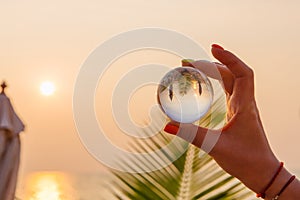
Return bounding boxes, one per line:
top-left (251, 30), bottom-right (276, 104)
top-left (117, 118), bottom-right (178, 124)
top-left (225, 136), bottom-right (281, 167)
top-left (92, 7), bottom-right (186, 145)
top-left (24, 172), bottom-right (76, 200)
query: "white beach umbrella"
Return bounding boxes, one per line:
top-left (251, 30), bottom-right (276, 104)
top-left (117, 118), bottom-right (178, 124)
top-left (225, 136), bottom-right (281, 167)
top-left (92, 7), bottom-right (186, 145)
top-left (0, 82), bottom-right (24, 200)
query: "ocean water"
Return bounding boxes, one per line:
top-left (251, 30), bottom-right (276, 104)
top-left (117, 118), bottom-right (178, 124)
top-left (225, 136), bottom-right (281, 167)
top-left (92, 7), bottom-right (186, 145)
top-left (16, 172), bottom-right (117, 200)
top-left (16, 170), bottom-right (300, 200)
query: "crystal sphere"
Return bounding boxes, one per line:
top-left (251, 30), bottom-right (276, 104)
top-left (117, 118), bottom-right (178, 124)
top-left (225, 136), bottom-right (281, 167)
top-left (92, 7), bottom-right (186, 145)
top-left (157, 67), bottom-right (213, 123)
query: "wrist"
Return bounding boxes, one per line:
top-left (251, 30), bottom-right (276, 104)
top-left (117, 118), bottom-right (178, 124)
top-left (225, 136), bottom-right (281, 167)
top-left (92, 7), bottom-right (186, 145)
top-left (264, 168), bottom-right (299, 200)
top-left (239, 155), bottom-right (280, 194)
top-left (234, 155), bottom-right (299, 199)
top-left (264, 167), bottom-right (292, 199)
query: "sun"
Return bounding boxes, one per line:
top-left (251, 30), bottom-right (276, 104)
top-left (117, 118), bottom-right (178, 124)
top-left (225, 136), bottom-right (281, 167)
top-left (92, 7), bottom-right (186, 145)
top-left (40, 81), bottom-right (55, 96)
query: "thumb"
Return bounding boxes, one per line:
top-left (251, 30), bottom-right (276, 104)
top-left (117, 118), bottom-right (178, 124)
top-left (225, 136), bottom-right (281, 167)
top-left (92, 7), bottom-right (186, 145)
top-left (164, 122), bottom-right (210, 148)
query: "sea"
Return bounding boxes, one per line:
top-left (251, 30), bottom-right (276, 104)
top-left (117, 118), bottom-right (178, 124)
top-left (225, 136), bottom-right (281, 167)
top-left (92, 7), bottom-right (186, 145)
top-left (16, 170), bottom-right (300, 200)
top-left (16, 172), bottom-right (117, 200)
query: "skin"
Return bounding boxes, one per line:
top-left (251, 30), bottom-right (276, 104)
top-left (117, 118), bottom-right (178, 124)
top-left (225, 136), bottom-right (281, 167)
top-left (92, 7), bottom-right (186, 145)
top-left (164, 45), bottom-right (300, 199)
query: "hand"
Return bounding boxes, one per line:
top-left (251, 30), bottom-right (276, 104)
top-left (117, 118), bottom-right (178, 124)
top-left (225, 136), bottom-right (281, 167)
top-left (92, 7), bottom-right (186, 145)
top-left (164, 44), bottom-right (299, 199)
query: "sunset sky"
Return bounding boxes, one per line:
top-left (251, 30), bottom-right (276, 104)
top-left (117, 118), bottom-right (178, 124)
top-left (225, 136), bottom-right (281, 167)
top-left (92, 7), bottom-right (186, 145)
top-left (1, 0), bottom-right (300, 188)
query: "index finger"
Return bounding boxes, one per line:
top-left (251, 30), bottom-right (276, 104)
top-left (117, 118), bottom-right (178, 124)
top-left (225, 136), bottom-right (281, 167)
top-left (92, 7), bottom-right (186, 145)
top-left (211, 45), bottom-right (253, 78)
top-left (182, 59), bottom-right (234, 94)
top-left (211, 44), bottom-right (255, 103)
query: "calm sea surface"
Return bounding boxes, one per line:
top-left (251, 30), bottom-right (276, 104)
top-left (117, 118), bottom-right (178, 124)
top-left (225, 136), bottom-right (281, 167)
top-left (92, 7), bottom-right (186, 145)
top-left (16, 172), bottom-right (117, 200)
top-left (16, 170), bottom-right (300, 200)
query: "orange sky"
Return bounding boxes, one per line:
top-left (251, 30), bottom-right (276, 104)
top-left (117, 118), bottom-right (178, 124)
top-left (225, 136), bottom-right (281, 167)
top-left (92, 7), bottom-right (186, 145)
top-left (1, 0), bottom-right (300, 182)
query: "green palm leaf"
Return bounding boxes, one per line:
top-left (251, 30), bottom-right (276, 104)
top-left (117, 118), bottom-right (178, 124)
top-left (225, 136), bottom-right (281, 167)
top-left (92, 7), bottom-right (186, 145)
top-left (110, 87), bottom-right (255, 199)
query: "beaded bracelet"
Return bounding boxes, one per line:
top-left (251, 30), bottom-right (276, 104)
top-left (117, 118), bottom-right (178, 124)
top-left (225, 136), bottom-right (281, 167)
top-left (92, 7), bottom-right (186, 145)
top-left (257, 162), bottom-right (284, 198)
top-left (271, 175), bottom-right (296, 200)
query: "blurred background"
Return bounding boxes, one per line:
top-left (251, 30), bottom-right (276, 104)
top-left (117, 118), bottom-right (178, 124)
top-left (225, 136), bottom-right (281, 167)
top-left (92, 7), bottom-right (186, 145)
top-left (1, 0), bottom-right (300, 199)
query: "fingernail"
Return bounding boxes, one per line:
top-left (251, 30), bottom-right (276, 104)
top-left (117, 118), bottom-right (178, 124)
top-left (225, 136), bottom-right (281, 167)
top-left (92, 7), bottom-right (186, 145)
top-left (213, 61), bottom-right (224, 66)
top-left (182, 59), bottom-right (195, 64)
top-left (212, 44), bottom-right (224, 50)
top-left (164, 124), bottom-right (179, 135)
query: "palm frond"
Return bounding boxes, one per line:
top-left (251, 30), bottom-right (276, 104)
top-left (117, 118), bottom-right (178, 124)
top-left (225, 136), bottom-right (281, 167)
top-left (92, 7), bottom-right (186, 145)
top-left (110, 84), bottom-right (255, 199)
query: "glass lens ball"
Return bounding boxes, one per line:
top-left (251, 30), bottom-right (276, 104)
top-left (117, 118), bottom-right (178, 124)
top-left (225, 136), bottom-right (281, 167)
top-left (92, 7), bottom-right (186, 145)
top-left (157, 67), bottom-right (213, 123)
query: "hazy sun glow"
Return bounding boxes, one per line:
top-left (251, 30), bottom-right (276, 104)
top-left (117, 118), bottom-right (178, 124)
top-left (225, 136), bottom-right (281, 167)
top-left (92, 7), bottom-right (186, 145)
top-left (40, 82), bottom-right (55, 96)
top-left (25, 172), bottom-right (76, 200)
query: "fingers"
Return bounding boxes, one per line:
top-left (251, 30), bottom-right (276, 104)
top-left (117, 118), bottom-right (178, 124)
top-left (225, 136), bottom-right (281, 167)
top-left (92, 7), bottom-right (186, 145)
top-left (164, 122), bottom-right (209, 148)
top-left (182, 59), bottom-right (234, 94)
top-left (211, 44), bottom-right (253, 78)
top-left (182, 59), bottom-right (224, 80)
top-left (211, 44), bottom-right (255, 103)
top-left (164, 122), bottom-right (223, 154)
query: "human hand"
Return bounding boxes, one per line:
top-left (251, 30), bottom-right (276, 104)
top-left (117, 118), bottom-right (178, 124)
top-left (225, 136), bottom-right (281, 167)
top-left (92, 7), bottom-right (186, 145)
top-left (164, 44), bottom-right (299, 199)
